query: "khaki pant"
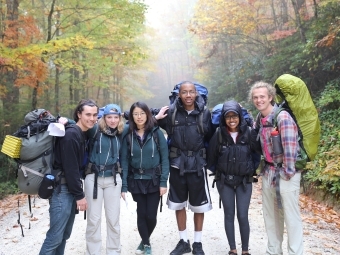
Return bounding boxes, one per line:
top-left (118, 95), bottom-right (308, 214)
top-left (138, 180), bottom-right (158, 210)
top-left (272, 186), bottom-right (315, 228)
top-left (85, 173), bottom-right (122, 255)
top-left (262, 172), bottom-right (303, 255)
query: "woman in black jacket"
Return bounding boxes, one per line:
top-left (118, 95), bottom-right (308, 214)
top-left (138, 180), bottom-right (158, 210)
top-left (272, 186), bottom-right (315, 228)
top-left (207, 100), bottom-right (259, 255)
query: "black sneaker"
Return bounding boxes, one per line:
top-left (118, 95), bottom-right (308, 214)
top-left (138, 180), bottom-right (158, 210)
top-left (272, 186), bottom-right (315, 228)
top-left (192, 242), bottom-right (205, 255)
top-left (170, 239), bottom-right (191, 255)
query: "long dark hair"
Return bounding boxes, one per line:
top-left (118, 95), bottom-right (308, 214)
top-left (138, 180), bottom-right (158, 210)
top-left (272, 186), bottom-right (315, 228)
top-left (73, 99), bottom-right (98, 122)
top-left (128, 101), bottom-right (156, 133)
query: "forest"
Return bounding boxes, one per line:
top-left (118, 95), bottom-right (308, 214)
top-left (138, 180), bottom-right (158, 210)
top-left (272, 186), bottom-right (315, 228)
top-left (0, 0), bottom-right (339, 206)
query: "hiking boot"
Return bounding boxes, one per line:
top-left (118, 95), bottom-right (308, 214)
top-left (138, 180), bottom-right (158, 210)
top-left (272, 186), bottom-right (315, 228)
top-left (135, 240), bottom-right (144, 254)
top-left (192, 242), bottom-right (205, 255)
top-left (170, 239), bottom-right (191, 255)
top-left (144, 244), bottom-right (152, 255)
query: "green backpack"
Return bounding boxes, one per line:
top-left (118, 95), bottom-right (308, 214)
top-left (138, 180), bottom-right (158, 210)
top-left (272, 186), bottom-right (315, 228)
top-left (255, 74), bottom-right (321, 169)
top-left (274, 74), bottom-right (321, 163)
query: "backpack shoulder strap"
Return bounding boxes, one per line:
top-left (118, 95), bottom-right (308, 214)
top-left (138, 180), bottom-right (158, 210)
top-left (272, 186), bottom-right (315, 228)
top-left (126, 132), bottom-right (132, 152)
top-left (273, 103), bottom-right (285, 128)
top-left (170, 104), bottom-right (177, 135)
top-left (217, 127), bottom-right (223, 153)
top-left (197, 106), bottom-right (206, 135)
top-left (152, 129), bottom-right (160, 152)
top-left (88, 125), bottom-right (100, 155)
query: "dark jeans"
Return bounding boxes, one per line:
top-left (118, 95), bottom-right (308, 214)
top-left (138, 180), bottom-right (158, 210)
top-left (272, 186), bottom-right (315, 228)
top-left (132, 191), bottom-right (160, 245)
top-left (39, 184), bottom-right (76, 255)
top-left (217, 181), bottom-right (252, 251)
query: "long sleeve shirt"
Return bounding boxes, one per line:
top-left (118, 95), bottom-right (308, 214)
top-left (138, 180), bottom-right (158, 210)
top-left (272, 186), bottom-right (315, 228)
top-left (259, 105), bottom-right (299, 184)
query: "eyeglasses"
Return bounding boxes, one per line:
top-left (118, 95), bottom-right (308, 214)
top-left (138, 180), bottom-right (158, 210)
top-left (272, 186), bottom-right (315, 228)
top-left (133, 112), bottom-right (146, 117)
top-left (180, 90), bottom-right (196, 96)
top-left (225, 115), bottom-right (239, 121)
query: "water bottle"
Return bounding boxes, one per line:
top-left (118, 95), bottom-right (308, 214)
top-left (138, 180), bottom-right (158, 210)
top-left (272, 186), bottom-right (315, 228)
top-left (271, 129), bottom-right (283, 164)
top-left (38, 174), bottom-right (55, 199)
top-left (45, 174), bottom-right (55, 180)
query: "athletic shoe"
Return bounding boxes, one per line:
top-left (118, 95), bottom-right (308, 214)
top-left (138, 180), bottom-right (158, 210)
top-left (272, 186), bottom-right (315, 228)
top-left (144, 244), bottom-right (152, 255)
top-left (170, 239), bottom-right (191, 255)
top-left (135, 240), bottom-right (144, 254)
top-left (192, 242), bottom-right (205, 255)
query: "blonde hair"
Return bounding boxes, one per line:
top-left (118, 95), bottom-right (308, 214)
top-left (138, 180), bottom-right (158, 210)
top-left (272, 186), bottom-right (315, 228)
top-left (98, 113), bottom-right (124, 134)
top-left (248, 81), bottom-right (276, 104)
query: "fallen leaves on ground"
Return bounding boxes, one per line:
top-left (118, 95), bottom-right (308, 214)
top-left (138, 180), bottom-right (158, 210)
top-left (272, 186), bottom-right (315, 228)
top-left (0, 194), bottom-right (27, 219)
top-left (300, 194), bottom-right (340, 230)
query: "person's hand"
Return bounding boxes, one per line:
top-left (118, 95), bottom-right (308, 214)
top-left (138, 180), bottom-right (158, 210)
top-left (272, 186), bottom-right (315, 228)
top-left (58, 117), bottom-right (68, 125)
top-left (121, 192), bottom-right (126, 200)
top-left (159, 187), bottom-right (167, 196)
top-left (76, 198), bottom-right (87, 211)
top-left (155, 106), bottom-right (169, 120)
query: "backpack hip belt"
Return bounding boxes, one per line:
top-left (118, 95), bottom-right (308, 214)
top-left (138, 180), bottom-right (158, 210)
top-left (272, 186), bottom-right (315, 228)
top-left (129, 165), bottom-right (162, 186)
top-left (169, 147), bottom-right (206, 176)
top-left (85, 162), bottom-right (120, 199)
top-left (219, 173), bottom-right (253, 190)
top-left (169, 147), bottom-right (206, 159)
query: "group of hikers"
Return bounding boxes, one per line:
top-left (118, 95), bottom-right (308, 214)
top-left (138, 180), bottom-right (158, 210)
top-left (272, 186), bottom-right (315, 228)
top-left (38, 80), bottom-right (304, 255)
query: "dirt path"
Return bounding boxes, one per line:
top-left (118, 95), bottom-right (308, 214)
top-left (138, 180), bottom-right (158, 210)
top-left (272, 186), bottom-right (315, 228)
top-left (0, 177), bottom-right (339, 255)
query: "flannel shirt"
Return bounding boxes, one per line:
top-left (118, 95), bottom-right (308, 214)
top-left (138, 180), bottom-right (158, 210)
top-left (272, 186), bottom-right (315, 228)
top-left (259, 105), bottom-right (299, 185)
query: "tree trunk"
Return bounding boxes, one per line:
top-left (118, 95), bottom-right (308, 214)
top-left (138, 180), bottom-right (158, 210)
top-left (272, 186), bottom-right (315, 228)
top-left (270, 0), bottom-right (279, 30)
top-left (0, 0), bottom-right (5, 42)
top-left (32, 81), bottom-right (38, 110)
top-left (69, 66), bottom-right (74, 106)
top-left (3, 0), bottom-right (20, 133)
top-left (74, 51), bottom-right (80, 103)
top-left (55, 63), bottom-right (60, 114)
top-left (281, 0), bottom-right (288, 26)
top-left (54, 9), bottom-right (61, 114)
top-left (291, 0), bottom-right (307, 43)
top-left (313, 0), bottom-right (318, 18)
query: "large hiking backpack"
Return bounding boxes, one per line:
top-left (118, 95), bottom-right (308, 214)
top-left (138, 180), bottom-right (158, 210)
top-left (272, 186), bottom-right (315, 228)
top-left (255, 74), bottom-right (320, 170)
top-left (12, 109), bottom-right (57, 195)
top-left (210, 103), bottom-right (261, 173)
top-left (168, 82), bottom-right (208, 136)
top-left (274, 74), bottom-right (320, 162)
top-left (169, 82), bottom-right (208, 105)
top-left (211, 103), bottom-right (254, 132)
top-left (1, 109), bottom-right (57, 236)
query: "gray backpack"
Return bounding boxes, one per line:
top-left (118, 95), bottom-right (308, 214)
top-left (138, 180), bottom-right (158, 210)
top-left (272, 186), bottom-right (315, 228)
top-left (14, 109), bottom-right (56, 195)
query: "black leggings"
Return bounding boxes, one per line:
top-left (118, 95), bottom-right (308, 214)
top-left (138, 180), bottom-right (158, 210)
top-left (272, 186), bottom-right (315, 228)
top-left (217, 181), bottom-right (252, 251)
top-left (132, 191), bottom-right (160, 245)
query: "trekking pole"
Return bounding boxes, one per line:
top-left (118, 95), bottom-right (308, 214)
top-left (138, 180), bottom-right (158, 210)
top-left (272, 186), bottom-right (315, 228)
top-left (17, 199), bottom-right (24, 237)
top-left (159, 196), bottom-right (163, 212)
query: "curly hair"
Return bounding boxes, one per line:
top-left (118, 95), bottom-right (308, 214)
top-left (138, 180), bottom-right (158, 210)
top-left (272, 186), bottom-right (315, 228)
top-left (248, 81), bottom-right (276, 105)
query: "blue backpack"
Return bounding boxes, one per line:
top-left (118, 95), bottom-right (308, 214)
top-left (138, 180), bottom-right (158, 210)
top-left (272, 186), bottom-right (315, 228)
top-left (169, 82), bottom-right (208, 105)
top-left (97, 107), bottom-right (105, 119)
top-left (210, 103), bottom-right (260, 172)
top-left (211, 103), bottom-right (254, 132)
top-left (166, 82), bottom-right (209, 148)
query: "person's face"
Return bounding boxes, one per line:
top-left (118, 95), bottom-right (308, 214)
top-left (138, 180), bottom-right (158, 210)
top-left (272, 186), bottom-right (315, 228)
top-left (77, 105), bottom-right (98, 131)
top-left (251, 87), bottom-right (273, 116)
top-left (105, 114), bottom-right (120, 129)
top-left (179, 83), bottom-right (197, 110)
top-left (224, 112), bottom-right (239, 132)
top-left (132, 107), bottom-right (147, 128)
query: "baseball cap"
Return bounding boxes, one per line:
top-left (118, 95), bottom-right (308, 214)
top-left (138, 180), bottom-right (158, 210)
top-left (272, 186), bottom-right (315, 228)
top-left (103, 104), bottom-right (121, 116)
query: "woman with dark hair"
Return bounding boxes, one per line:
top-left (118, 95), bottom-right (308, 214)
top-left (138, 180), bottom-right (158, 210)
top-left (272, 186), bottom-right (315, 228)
top-left (121, 102), bottom-right (169, 255)
top-left (207, 100), bottom-right (259, 255)
top-left (84, 103), bottom-right (127, 255)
